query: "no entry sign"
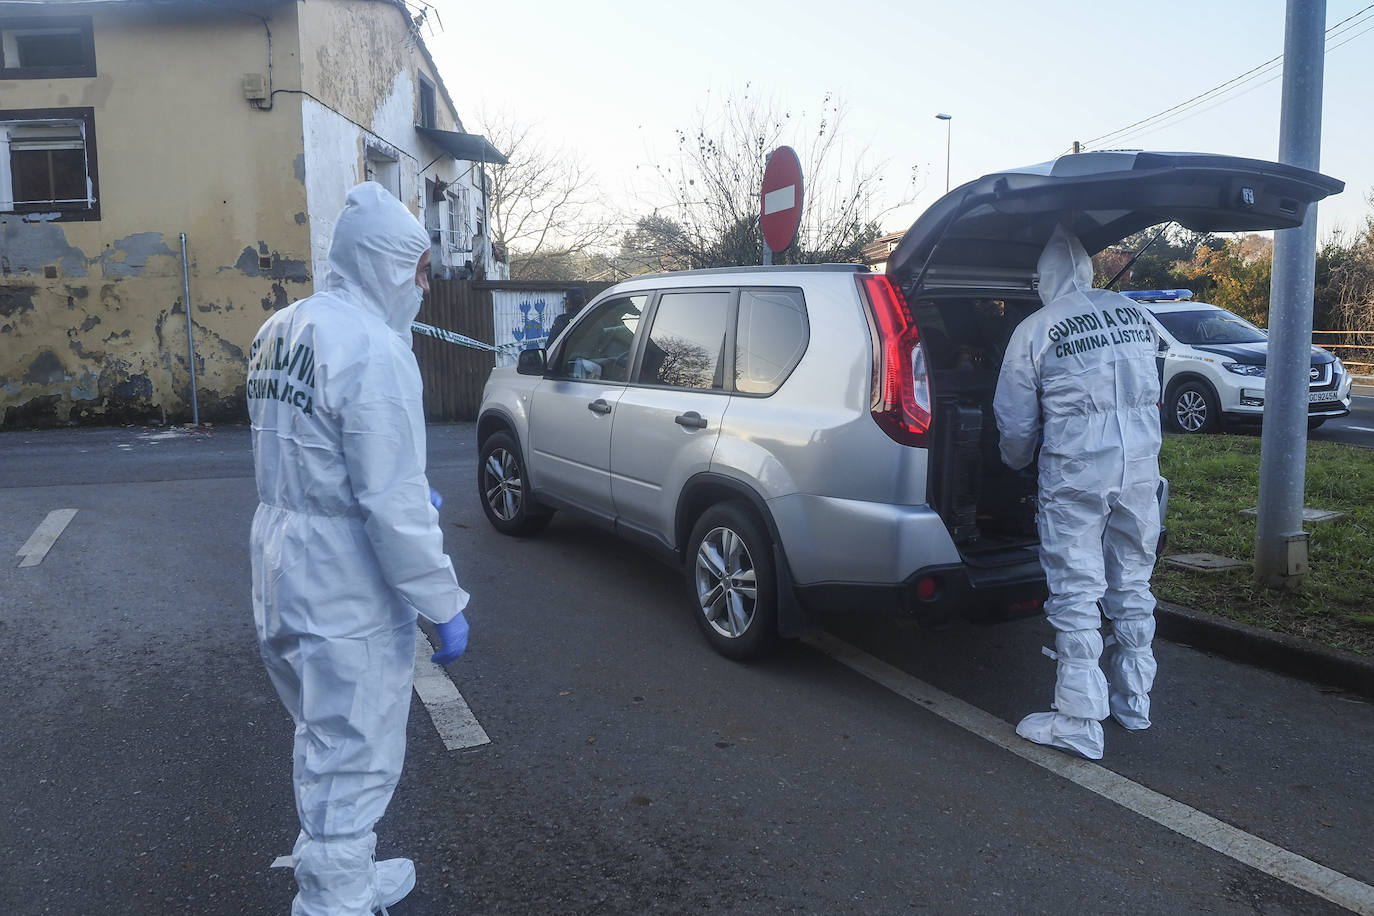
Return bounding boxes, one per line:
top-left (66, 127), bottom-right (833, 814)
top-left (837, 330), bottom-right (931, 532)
top-left (760, 146), bottom-right (804, 255)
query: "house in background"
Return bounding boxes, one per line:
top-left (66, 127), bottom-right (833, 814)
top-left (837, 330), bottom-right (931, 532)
top-left (860, 231), bottom-right (906, 273)
top-left (0, 0), bottom-right (506, 428)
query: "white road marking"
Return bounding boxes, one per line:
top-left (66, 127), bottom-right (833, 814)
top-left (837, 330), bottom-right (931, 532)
top-left (763, 185), bottom-right (796, 216)
top-left (16, 509), bottom-right (78, 568)
top-left (413, 628), bottom-right (490, 750)
top-left (1343, 425), bottom-right (1374, 433)
top-left (805, 632), bottom-right (1374, 915)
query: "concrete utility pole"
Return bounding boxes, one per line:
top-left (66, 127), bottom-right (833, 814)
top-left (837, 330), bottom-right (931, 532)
top-left (1254, 0), bottom-right (1326, 589)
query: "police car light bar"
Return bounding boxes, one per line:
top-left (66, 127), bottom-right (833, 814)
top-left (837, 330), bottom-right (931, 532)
top-left (1122, 289), bottom-right (1193, 302)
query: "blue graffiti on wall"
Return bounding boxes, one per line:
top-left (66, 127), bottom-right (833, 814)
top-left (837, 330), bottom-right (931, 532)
top-left (511, 299), bottom-right (550, 351)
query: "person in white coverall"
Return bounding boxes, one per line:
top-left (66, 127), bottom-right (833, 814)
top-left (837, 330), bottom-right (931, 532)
top-left (249, 181), bottom-right (471, 914)
top-left (993, 222), bottom-right (1162, 761)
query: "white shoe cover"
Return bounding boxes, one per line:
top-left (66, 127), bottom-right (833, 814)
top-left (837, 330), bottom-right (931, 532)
top-left (1051, 629), bottom-right (1109, 721)
top-left (291, 833), bottom-right (377, 916)
top-left (1104, 618), bottom-right (1156, 731)
top-left (1016, 711), bottom-right (1104, 760)
top-left (375, 857), bottom-right (416, 911)
top-left (1109, 695), bottom-right (1151, 731)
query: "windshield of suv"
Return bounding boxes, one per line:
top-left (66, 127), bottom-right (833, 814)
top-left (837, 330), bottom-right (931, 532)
top-left (1152, 308), bottom-right (1267, 345)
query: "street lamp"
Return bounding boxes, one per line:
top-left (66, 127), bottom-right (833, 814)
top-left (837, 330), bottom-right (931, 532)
top-left (935, 113), bottom-right (952, 193)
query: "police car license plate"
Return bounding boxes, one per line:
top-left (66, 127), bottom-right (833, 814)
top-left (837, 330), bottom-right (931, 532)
top-left (1308, 390), bottom-right (1339, 402)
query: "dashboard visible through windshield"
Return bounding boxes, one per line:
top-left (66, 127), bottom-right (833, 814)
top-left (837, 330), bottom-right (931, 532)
top-left (1153, 309), bottom-right (1267, 345)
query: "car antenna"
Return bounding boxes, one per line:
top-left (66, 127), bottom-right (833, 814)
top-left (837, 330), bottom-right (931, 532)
top-left (1103, 223), bottom-right (1173, 291)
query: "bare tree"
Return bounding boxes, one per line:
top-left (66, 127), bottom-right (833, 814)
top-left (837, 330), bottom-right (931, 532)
top-left (1329, 192), bottom-right (1374, 332)
top-left (477, 112), bottom-right (614, 280)
top-left (631, 87), bottom-right (917, 269)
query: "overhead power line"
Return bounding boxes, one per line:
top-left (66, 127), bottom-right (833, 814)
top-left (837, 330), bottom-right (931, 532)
top-left (1078, 3), bottom-right (1374, 153)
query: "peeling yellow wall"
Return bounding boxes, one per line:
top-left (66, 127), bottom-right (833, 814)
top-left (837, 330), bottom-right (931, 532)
top-left (0, 2), bottom-right (311, 427)
top-left (296, 0), bottom-right (486, 284)
top-left (299, 0), bottom-right (460, 135)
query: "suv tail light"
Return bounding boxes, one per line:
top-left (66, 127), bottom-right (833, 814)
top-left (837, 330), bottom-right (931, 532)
top-left (857, 274), bottom-right (931, 447)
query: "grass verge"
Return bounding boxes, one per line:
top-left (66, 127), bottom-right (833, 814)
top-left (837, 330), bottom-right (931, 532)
top-left (1156, 433), bottom-right (1374, 657)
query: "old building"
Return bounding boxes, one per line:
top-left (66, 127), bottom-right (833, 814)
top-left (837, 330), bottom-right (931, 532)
top-left (0, 0), bottom-right (505, 427)
top-left (859, 231), bottom-right (906, 274)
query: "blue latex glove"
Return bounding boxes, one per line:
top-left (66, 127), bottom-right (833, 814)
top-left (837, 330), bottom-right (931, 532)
top-left (429, 488), bottom-right (443, 511)
top-left (431, 613), bottom-right (469, 665)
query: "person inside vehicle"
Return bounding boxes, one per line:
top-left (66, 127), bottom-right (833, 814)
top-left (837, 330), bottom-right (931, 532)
top-left (546, 285), bottom-right (586, 345)
top-left (993, 220), bottom-right (1163, 760)
top-left (248, 181), bottom-right (471, 914)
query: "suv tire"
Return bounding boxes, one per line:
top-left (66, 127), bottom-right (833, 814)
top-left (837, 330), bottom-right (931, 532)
top-left (478, 431), bottom-right (552, 537)
top-left (1168, 380), bottom-right (1219, 434)
top-left (687, 502), bottom-right (778, 660)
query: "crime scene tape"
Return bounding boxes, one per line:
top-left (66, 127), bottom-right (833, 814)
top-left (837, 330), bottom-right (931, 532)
top-left (411, 321), bottom-right (547, 352)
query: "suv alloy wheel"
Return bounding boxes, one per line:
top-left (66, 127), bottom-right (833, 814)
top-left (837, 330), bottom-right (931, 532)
top-left (1169, 380), bottom-right (1219, 434)
top-left (478, 431), bottom-right (552, 536)
top-left (687, 503), bottom-right (778, 660)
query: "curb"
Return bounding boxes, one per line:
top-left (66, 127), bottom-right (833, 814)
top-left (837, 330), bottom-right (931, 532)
top-left (1155, 600), bottom-right (1374, 699)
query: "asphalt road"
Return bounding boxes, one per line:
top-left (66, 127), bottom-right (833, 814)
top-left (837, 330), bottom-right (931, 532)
top-left (2, 424), bottom-right (1371, 915)
top-left (1309, 384), bottom-right (1374, 447)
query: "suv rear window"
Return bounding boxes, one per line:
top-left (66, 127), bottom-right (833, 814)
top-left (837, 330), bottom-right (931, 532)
top-left (736, 288), bottom-right (807, 395)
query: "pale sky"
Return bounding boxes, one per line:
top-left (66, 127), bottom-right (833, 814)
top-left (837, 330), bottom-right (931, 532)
top-left (423, 0), bottom-right (1374, 243)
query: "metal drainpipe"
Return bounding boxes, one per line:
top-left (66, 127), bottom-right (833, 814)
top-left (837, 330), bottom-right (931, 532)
top-left (479, 149), bottom-right (489, 276)
top-left (179, 233), bottom-right (200, 425)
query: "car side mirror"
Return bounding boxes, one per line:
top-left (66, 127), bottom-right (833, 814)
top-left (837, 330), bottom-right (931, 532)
top-left (1157, 338), bottom-right (1169, 353)
top-left (516, 348), bottom-right (547, 375)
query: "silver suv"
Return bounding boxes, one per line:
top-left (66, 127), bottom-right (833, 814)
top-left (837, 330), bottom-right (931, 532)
top-left (476, 151), bottom-right (1341, 659)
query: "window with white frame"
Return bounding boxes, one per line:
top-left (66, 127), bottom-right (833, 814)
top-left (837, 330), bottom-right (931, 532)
top-left (444, 186), bottom-right (471, 253)
top-left (363, 143), bottom-right (400, 198)
top-left (0, 16), bottom-right (96, 79)
top-left (0, 107), bottom-right (99, 220)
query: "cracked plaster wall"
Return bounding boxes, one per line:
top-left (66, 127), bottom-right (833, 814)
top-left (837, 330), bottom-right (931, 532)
top-left (1, 0), bottom-right (486, 429)
top-left (0, 4), bottom-right (312, 428)
top-left (298, 0), bottom-right (485, 283)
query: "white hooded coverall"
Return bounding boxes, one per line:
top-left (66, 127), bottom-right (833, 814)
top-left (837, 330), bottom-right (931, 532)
top-left (249, 182), bottom-right (469, 914)
top-left (993, 224), bottom-right (1162, 759)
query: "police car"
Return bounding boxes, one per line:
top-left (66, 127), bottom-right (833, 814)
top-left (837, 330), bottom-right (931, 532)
top-left (1123, 290), bottom-right (1351, 433)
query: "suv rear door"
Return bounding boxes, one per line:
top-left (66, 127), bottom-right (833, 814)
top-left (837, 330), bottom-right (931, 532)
top-left (610, 288), bottom-right (733, 545)
top-left (885, 151), bottom-right (1344, 294)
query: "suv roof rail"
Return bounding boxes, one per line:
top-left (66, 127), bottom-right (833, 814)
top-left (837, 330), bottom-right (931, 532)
top-left (1122, 289), bottom-right (1194, 302)
top-left (623, 263), bottom-right (871, 283)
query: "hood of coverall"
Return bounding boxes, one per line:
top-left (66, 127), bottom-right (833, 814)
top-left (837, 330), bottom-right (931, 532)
top-left (1036, 224), bottom-right (1094, 306)
top-left (323, 182), bottom-right (431, 335)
